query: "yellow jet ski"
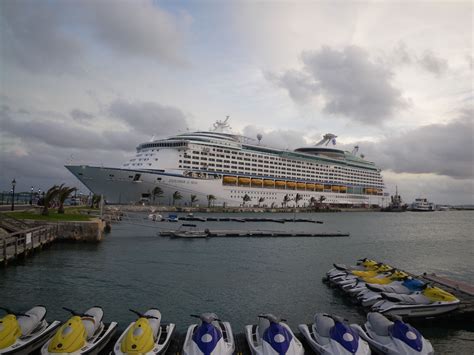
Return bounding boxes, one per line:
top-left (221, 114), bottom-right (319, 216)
top-left (41, 307), bottom-right (117, 355)
top-left (112, 309), bottom-right (175, 355)
top-left (0, 306), bottom-right (60, 354)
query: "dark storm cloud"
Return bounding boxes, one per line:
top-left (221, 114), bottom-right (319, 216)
top-left (417, 50), bottom-right (448, 76)
top-left (108, 99), bottom-right (188, 136)
top-left (264, 70), bottom-right (318, 103)
top-left (271, 46), bottom-right (409, 124)
top-left (70, 109), bottom-right (94, 122)
top-left (342, 108), bottom-right (473, 180)
top-left (0, 0), bottom-right (187, 75)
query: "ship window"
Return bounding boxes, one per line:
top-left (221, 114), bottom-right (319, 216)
top-left (133, 174), bottom-right (141, 181)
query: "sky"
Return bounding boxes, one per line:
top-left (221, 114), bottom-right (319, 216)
top-left (0, 0), bottom-right (473, 205)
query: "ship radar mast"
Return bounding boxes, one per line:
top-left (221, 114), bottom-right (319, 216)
top-left (315, 133), bottom-right (338, 146)
top-left (352, 145), bottom-right (359, 155)
top-left (212, 116), bottom-right (232, 132)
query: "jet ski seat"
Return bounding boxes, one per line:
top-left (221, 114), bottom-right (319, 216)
top-left (257, 317), bottom-right (270, 342)
top-left (314, 314), bottom-right (334, 337)
top-left (367, 313), bottom-right (392, 336)
top-left (82, 307), bottom-right (104, 338)
top-left (144, 309), bottom-right (161, 338)
top-left (17, 306), bottom-right (46, 336)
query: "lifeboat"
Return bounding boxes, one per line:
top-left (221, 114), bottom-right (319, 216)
top-left (286, 181), bottom-right (296, 189)
top-left (238, 177), bottom-right (251, 185)
top-left (306, 183), bottom-right (315, 191)
top-left (324, 185), bottom-right (332, 191)
top-left (331, 186), bottom-right (340, 192)
top-left (263, 179), bottom-right (275, 187)
top-left (223, 176), bottom-right (237, 184)
top-left (340, 186), bottom-right (347, 193)
top-left (365, 188), bottom-right (373, 194)
top-left (251, 178), bottom-right (263, 186)
top-left (275, 181), bottom-right (286, 188)
top-left (315, 184), bottom-right (324, 191)
top-left (297, 182), bottom-right (306, 190)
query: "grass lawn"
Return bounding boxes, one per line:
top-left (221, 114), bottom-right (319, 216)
top-left (4, 210), bottom-right (93, 222)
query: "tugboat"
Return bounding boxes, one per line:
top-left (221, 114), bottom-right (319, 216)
top-left (381, 186), bottom-right (407, 212)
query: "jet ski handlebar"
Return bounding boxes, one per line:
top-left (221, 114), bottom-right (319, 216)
top-left (129, 309), bottom-right (159, 319)
top-left (190, 313), bottom-right (221, 323)
top-left (62, 307), bottom-right (93, 318)
top-left (322, 313), bottom-right (349, 323)
top-left (0, 307), bottom-right (30, 317)
top-left (258, 314), bottom-right (286, 323)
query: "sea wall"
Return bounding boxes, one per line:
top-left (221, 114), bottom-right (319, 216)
top-left (31, 219), bottom-right (106, 242)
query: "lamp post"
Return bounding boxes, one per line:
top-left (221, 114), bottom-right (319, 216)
top-left (30, 186), bottom-right (34, 205)
top-left (11, 179), bottom-right (16, 211)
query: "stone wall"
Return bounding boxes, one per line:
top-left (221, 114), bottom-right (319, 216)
top-left (31, 219), bottom-right (106, 242)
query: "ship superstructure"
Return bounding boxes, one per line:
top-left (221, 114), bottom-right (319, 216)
top-left (66, 118), bottom-right (386, 207)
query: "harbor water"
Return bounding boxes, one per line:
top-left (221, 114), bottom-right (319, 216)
top-left (1, 211), bottom-right (473, 353)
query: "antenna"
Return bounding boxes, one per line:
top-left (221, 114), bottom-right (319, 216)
top-left (352, 145), bottom-right (359, 155)
top-left (257, 133), bottom-right (263, 145)
top-left (360, 153), bottom-right (365, 159)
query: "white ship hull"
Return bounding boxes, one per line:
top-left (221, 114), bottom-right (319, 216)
top-left (66, 165), bottom-right (385, 207)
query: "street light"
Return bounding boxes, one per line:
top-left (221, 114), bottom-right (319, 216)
top-left (30, 186), bottom-right (34, 205)
top-left (11, 179), bottom-right (16, 211)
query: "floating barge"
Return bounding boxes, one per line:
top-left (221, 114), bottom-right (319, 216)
top-left (160, 229), bottom-right (349, 238)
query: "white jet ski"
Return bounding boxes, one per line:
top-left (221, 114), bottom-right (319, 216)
top-left (112, 309), bottom-right (175, 354)
top-left (182, 313), bottom-right (234, 355)
top-left (298, 313), bottom-right (371, 354)
top-left (353, 313), bottom-right (434, 354)
top-left (41, 307), bottom-right (117, 354)
top-left (0, 306), bottom-right (61, 354)
top-left (245, 314), bottom-right (304, 355)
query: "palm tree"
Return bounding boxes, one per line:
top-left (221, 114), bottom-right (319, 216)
top-left (295, 193), bottom-right (303, 207)
top-left (309, 196), bottom-right (317, 208)
top-left (172, 191), bottom-right (182, 206)
top-left (57, 185), bottom-right (77, 214)
top-left (152, 186), bottom-right (163, 204)
top-left (242, 194), bottom-right (251, 206)
top-left (41, 185), bottom-right (60, 216)
top-left (282, 194), bottom-right (290, 208)
top-left (318, 195), bottom-right (326, 208)
top-left (91, 194), bottom-right (101, 208)
top-left (190, 194), bottom-right (198, 207)
top-left (207, 194), bottom-right (216, 208)
top-left (258, 197), bottom-right (265, 207)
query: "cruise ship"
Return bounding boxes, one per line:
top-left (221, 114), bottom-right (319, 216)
top-left (66, 118), bottom-right (387, 207)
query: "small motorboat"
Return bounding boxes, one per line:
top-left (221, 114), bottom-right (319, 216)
top-left (353, 312), bottom-right (434, 354)
top-left (112, 309), bottom-right (175, 354)
top-left (298, 313), bottom-right (371, 354)
top-left (245, 314), bottom-right (304, 355)
top-left (182, 313), bottom-right (234, 355)
top-left (41, 307), bottom-right (117, 355)
top-left (0, 306), bottom-right (61, 355)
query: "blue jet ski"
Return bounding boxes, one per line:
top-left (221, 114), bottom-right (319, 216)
top-left (182, 313), bottom-right (234, 355)
top-left (353, 313), bottom-right (434, 354)
top-left (298, 313), bottom-right (371, 354)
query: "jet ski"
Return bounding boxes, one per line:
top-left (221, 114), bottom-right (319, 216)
top-left (352, 313), bottom-right (434, 354)
top-left (329, 265), bottom-right (394, 288)
top-left (338, 270), bottom-right (408, 295)
top-left (298, 313), bottom-right (371, 354)
top-left (326, 259), bottom-right (379, 279)
top-left (371, 286), bottom-right (460, 317)
top-left (112, 309), bottom-right (175, 355)
top-left (182, 313), bottom-right (234, 355)
top-left (358, 279), bottom-right (426, 307)
top-left (0, 306), bottom-right (60, 355)
top-left (245, 314), bottom-right (304, 355)
top-left (41, 307), bottom-right (117, 354)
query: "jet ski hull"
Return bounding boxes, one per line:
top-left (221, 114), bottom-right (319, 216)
top-left (112, 323), bottom-right (175, 355)
top-left (1, 320), bottom-right (61, 355)
top-left (373, 302), bottom-right (459, 318)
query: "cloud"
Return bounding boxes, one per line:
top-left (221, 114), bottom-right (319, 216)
top-left (108, 99), bottom-right (188, 136)
top-left (270, 46), bottom-right (409, 124)
top-left (0, 0), bottom-right (189, 75)
top-left (417, 50), bottom-right (448, 76)
top-left (0, 0), bottom-right (84, 75)
top-left (70, 109), bottom-right (94, 122)
top-left (342, 107), bottom-right (473, 180)
top-left (242, 125), bottom-right (309, 150)
top-left (81, 1), bottom-right (189, 65)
